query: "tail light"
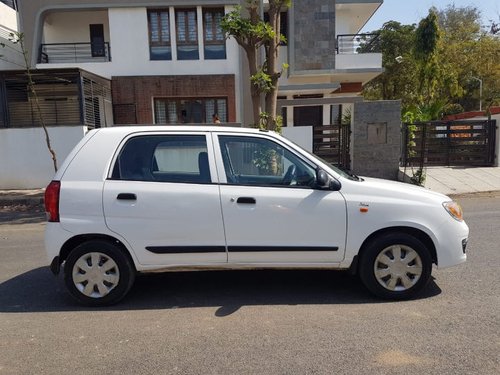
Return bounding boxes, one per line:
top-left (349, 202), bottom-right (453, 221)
top-left (44, 180), bottom-right (61, 222)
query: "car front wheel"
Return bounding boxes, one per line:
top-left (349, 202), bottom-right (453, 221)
top-left (359, 233), bottom-right (432, 299)
top-left (64, 240), bottom-right (135, 306)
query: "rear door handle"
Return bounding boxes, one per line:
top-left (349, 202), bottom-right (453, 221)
top-left (236, 197), bottom-right (256, 204)
top-left (117, 193), bottom-right (137, 200)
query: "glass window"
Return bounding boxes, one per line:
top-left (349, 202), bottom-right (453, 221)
top-left (203, 8), bottom-right (226, 59)
top-left (148, 9), bottom-right (172, 60)
top-left (218, 136), bottom-right (316, 187)
top-left (154, 98), bottom-right (227, 124)
top-left (176, 9), bottom-right (199, 60)
top-left (112, 135), bottom-right (211, 183)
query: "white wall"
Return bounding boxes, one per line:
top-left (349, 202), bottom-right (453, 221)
top-left (336, 53), bottom-right (382, 70)
top-left (0, 2), bottom-right (22, 70)
top-left (0, 34), bottom-right (23, 69)
top-left (0, 3), bottom-right (18, 31)
top-left (335, 3), bottom-right (381, 35)
top-left (282, 126), bottom-right (313, 152)
top-left (43, 11), bottom-right (110, 44)
top-left (0, 126), bottom-right (88, 189)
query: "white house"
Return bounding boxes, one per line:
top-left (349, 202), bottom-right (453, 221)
top-left (1, 0), bottom-right (385, 188)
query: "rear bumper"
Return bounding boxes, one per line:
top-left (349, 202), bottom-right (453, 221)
top-left (44, 222), bottom-right (72, 263)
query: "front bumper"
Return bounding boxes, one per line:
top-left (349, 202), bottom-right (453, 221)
top-left (435, 219), bottom-right (469, 268)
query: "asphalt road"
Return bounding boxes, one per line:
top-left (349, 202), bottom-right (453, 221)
top-left (0, 194), bottom-right (499, 375)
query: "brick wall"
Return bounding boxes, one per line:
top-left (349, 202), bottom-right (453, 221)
top-left (111, 74), bottom-right (236, 124)
top-left (352, 100), bottom-right (402, 180)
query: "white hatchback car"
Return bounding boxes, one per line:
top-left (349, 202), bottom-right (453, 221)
top-left (44, 126), bottom-right (468, 305)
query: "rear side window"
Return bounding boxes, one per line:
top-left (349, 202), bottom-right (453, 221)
top-left (111, 135), bottom-right (211, 183)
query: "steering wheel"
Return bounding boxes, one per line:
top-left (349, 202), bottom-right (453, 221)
top-left (282, 165), bottom-right (297, 185)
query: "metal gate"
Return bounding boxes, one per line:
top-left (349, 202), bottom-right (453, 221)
top-left (402, 120), bottom-right (497, 167)
top-left (313, 124), bottom-right (351, 170)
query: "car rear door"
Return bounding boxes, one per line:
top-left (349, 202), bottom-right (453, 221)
top-left (103, 131), bottom-right (227, 266)
top-left (213, 132), bottom-right (347, 264)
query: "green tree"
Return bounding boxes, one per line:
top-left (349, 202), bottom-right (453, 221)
top-left (437, 5), bottom-right (481, 41)
top-left (363, 4), bottom-right (500, 185)
top-left (435, 5), bottom-right (480, 109)
top-left (221, 0), bottom-right (290, 130)
top-left (414, 9), bottom-right (441, 105)
top-left (362, 21), bottom-right (418, 108)
top-left (436, 5), bottom-right (500, 110)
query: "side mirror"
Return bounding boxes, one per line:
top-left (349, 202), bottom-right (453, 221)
top-left (316, 169), bottom-right (341, 191)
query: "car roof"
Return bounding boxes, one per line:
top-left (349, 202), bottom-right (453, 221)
top-left (92, 125), bottom-right (275, 137)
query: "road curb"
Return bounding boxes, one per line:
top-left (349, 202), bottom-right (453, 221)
top-left (0, 191), bottom-right (45, 208)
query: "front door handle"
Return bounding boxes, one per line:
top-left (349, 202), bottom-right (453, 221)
top-left (237, 197), bottom-right (256, 204)
top-left (117, 193), bottom-right (137, 200)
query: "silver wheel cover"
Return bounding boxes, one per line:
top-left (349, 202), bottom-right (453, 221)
top-left (374, 245), bottom-right (423, 291)
top-left (72, 252), bottom-right (120, 298)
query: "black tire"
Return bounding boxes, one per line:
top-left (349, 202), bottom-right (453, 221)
top-left (64, 240), bottom-right (136, 306)
top-left (359, 232), bottom-right (432, 300)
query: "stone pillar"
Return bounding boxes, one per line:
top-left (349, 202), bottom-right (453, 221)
top-left (290, 0), bottom-right (335, 74)
top-left (352, 100), bottom-right (402, 180)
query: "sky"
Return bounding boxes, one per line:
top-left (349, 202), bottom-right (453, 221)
top-left (361, 0), bottom-right (500, 32)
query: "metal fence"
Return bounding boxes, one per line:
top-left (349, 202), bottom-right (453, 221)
top-left (402, 120), bottom-right (497, 167)
top-left (0, 70), bottom-right (112, 129)
top-left (313, 124), bottom-right (351, 170)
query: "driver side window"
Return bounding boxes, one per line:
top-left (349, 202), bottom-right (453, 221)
top-left (218, 135), bottom-right (316, 187)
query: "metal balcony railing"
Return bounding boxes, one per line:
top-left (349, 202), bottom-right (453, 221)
top-left (38, 42), bottom-right (111, 64)
top-left (336, 33), bottom-right (380, 54)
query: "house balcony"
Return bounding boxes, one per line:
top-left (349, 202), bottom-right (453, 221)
top-left (335, 33), bottom-right (382, 83)
top-left (38, 42), bottom-right (111, 64)
top-left (38, 10), bottom-right (111, 67)
top-left (278, 32), bottom-right (382, 93)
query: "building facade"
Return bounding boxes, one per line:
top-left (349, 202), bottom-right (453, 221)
top-left (2, 0), bottom-right (391, 188)
top-left (21, 0), bottom-right (243, 125)
top-left (0, 0), bottom-right (23, 70)
top-left (17, 0), bottom-right (383, 127)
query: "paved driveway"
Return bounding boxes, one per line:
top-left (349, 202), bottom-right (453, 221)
top-left (0, 194), bottom-right (499, 374)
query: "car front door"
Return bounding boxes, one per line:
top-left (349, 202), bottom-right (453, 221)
top-left (214, 133), bottom-right (347, 264)
top-left (103, 132), bottom-right (227, 266)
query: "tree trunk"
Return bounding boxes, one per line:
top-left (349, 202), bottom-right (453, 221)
top-left (242, 4), bottom-right (263, 126)
top-left (243, 45), bottom-right (261, 127)
top-left (18, 33), bottom-right (58, 172)
top-left (263, 3), bottom-right (283, 131)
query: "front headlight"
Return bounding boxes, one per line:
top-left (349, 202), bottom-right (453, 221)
top-left (443, 201), bottom-right (464, 221)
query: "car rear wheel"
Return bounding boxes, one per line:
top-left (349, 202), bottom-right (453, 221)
top-left (64, 240), bottom-right (135, 306)
top-left (359, 233), bottom-right (432, 299)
